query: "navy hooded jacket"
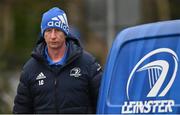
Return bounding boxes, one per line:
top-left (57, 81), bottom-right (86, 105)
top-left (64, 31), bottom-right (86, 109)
top-left (13, 37), bottom-right (102, 113)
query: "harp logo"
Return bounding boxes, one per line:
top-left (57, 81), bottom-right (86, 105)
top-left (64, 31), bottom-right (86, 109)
top-left (122, 48), bottom-right (178, 114)
top-left (127, 48), bottom-right (178, 99)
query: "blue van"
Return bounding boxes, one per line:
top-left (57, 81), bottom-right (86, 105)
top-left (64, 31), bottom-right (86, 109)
top-left (97, 20), bottom-right (180, 114)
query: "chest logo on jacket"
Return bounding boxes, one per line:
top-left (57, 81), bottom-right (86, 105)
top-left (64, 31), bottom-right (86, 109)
top-left (36, 72), bottom-right (46, 86)
top-left (70, 67), bottom-right (81, 78)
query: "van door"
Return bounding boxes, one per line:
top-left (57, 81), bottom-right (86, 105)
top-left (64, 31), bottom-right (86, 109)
top-left (97, 20), bottom-right (180, 114)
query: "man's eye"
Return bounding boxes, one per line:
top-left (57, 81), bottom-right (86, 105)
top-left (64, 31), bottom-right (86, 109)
top-left (46, 29), bottom-right (52, 32)
top-left (55, 28), bottom-right (60, 32)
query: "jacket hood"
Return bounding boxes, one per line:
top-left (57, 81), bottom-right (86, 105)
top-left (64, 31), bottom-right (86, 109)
top-left (31, 36), bottom-right (83, 64)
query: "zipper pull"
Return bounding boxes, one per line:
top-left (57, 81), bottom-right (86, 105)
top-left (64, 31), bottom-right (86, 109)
top-left (54, 79), bottom-right (57, 85)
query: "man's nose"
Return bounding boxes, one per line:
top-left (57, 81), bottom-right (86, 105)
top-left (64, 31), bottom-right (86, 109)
top-left (50, 29), bottom-right (56, 38)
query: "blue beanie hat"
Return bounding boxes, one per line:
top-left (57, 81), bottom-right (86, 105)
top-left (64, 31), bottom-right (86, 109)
top-left (41, 7), bottom-right (69, 37)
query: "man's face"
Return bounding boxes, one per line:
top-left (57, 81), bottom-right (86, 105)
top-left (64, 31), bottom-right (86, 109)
top-left (44, 28), bottom-right (66, 49)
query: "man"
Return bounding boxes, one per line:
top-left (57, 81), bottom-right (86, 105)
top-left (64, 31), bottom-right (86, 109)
top-left (13, 7), bottom-right (102, 114)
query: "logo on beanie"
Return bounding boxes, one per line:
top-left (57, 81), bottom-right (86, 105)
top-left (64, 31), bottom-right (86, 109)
top-left (47, 14), bottom-right (69, 35)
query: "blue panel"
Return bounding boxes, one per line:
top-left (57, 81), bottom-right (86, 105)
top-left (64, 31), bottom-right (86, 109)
top-left (97, 20), bottom-right (180, 114)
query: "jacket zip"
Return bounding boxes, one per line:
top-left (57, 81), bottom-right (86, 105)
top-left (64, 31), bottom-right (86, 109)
top-left (54, 75), bottom-right (59, 113)
top-left (52, 53), bottom-right (81, 114)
